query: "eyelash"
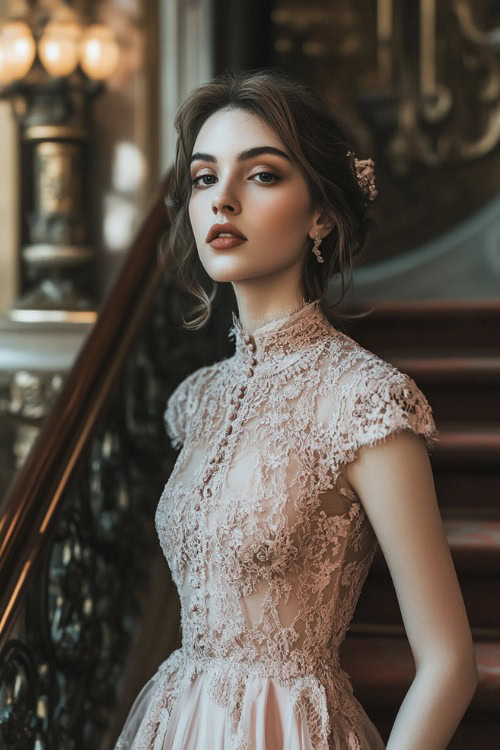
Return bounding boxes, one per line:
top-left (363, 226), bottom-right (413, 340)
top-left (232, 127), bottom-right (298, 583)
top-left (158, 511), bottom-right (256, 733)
top-left (190, 171), bottom-right (281, 189)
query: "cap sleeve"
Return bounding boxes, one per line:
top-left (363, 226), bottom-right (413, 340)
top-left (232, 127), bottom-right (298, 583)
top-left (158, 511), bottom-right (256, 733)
top-left (164, 378), bottom-right (190, 450)
top-left (164, 364), bottom-right (212, 450)
top-left (338, 361), bottom-right (440, 466)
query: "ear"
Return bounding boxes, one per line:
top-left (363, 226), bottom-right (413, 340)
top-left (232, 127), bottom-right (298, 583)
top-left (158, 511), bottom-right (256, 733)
top-left (308, 209), bottom-right (335, 240)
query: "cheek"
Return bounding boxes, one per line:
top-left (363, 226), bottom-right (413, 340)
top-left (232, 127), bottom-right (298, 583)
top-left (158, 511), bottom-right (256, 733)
top-left (188, 198), bottom-right (208, 246)
top-left (188, 199), bottom-right (197, 234)
top-left (258, 186), bottom-right (311, 235)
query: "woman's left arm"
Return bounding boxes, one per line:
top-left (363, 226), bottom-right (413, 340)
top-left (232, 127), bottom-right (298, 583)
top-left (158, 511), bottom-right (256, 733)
top-left (345, 429), bottom-right (479, 750)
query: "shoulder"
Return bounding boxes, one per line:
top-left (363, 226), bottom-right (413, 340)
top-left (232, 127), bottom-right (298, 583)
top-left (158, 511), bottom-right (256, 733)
top-left (326, 325), bottom-right (393, 372)
top-left (327, 327), bottom-right (418, 391)
top-left (164, 361), bottom-right (219, 450)
top-left (166, 362), bottom-right (211, 407)
top-left (325, 329), bottom-right (439, 455)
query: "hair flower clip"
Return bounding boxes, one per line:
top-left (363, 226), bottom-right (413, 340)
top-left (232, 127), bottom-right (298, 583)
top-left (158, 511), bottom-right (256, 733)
top-left (347, 150), bottom-right (378, 202)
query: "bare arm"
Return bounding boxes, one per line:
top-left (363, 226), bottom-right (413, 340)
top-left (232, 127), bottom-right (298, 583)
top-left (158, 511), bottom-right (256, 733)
top-left (345, 430), bottom-right (478, 750)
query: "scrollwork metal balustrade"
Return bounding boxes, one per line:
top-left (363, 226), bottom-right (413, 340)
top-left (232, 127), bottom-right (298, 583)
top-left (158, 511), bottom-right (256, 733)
top-left (0, 279), bottom-right (178, 749)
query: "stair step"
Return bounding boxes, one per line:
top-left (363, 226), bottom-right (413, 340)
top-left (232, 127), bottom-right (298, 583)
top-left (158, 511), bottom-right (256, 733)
top-left (433, 426), bottom-right (500, 466)
top-left (434, 471), bottom-right (500, 512)
top-left (342, 300), bottom-right (500, 351)
top-left (354, 573), bottom-right (500, 630)
top-left (442, 518), bottom-right (500, 570)
top-left (369, 518), bottom-right (500, 574)
top-left (389, 355), bottom-right (500, 382)
top-left (353, 519), bottom-right (500, 628)
top-left (339, 635), bottom-right (499, 713)
top-left (370, 518), bottom-right (500, 572)
top-left (429, 426), bottom-right (500, 511)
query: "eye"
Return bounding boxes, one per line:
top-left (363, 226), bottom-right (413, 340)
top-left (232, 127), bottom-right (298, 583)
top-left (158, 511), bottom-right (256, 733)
top-left (190, 171), bottom-right (281, 189)
top-left (191, 174), bottom-right (217, 188)
top-left (251, 171), bottom-right (280, 184)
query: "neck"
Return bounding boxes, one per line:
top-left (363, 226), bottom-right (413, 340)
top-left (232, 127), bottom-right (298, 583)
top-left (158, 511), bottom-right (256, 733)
top-left (237, 297), bottom-right (309, 334)
top-left (228, 298), bottom-right (334, 376)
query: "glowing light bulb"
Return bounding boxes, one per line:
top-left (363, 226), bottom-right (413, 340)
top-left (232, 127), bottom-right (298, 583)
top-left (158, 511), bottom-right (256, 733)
top-left (0, 21), bottom-right (36, 83)
top-left (0, 40), bottom-right (11, 85)
top-left (80, 24), bottom-right (119, 80)
top-left (39, 20), bottom-right (82, 77)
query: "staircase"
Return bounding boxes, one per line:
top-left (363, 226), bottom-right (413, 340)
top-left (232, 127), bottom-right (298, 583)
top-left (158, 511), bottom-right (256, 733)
top-left (338, 301), bottom-right (500, 748)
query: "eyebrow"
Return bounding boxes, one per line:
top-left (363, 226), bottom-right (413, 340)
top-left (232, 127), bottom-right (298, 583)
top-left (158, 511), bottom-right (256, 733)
top-left (189, 146), bottom-right (292, 166)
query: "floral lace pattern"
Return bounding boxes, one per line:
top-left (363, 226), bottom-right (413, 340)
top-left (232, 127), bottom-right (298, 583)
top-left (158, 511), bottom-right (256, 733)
top-left (114, 299), bottom-right (439, 750)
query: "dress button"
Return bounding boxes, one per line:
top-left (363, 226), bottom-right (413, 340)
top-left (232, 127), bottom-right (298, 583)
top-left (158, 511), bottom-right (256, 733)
top-left (229, 411), bottom-right (237, 421)
top-left (243, 334), bottom-right (252, 344)
top-left (205, 487), bottom-right (212, 497)
top-left (216, 454), bottom-right (224, 463)
top-left (191, 604), bottom-right (198, 613)
top-left (220, 438), bottom-right (228, 446)
top-left (247, 342), bottom-right (256, 353)
top-left (225, 425), bottom-right (233, 436)
top-left (247, 368), bottom-right (254, 377)
top-left (249, 357), bottom-right (257, 367)
top-left (194, 502), bottom-right (200, 511)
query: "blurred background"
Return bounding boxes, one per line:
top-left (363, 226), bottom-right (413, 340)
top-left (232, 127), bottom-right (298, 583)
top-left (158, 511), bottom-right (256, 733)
top-left (0, 1), bottom-right (498, 748)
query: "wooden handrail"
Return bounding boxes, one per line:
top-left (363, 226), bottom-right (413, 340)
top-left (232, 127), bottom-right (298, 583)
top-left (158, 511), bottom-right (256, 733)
top-left (0, 168), bottom-right (173, 649)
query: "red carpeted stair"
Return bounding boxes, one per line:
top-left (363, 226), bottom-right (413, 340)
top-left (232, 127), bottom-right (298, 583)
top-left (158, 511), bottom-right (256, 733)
top-left (338, 302), bottom-right (500, 749)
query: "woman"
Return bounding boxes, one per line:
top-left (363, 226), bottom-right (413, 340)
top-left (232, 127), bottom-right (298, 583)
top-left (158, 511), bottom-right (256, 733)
top-left (114, 68), bottom-right (478, 750)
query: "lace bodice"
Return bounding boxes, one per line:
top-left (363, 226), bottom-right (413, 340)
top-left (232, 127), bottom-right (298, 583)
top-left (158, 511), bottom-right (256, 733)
top-left (150, 299), bottom-right (439, 748)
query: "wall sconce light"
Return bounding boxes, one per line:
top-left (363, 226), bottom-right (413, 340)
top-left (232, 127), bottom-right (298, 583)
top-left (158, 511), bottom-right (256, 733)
top-left (0, 16), bottom-right (120, 84)
top-left (80, 24), bottom-right (120, 81)
top-left (38, 19), bottom-right (82, 77)
top-left (0, 20), bottom-right (37, 83)
top-left (0, 7), bottom-right (120, 321)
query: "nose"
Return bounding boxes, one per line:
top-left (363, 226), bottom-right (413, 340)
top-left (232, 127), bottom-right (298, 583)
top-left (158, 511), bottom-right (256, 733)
top-left (211, 182), bottom-right (241, 216)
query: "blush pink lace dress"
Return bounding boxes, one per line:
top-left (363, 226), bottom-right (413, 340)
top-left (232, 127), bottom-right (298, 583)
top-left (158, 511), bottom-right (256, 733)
top-left (114, 299), bottom-right (439, 750)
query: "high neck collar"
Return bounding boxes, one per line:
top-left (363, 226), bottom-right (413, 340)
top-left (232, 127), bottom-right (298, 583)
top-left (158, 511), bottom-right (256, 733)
top-left (228, 299), bottom-right (334, 372)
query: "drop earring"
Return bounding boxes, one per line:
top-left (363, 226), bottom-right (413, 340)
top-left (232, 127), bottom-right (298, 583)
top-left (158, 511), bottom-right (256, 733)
top-left (312, 232), bottom-right (324, 264)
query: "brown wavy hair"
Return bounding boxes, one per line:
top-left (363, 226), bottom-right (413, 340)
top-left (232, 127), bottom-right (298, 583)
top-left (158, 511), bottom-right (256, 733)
top-left (159, 67), bottom-right (377, 330)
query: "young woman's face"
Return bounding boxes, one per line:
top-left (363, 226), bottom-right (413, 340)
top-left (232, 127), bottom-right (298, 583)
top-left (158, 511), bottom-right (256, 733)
top-left (188, 107), bottom-right (322, 287)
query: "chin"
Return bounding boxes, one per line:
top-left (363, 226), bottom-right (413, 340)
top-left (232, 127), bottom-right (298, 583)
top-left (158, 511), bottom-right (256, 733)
top-left (201, 256), bottom-right (249, 278)
top-left (204, 262), bottom-right (278, 284)
top-left (200, 250), bottom-right (291, 282)
top-left (205, 269), bottom-right (253, 284)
